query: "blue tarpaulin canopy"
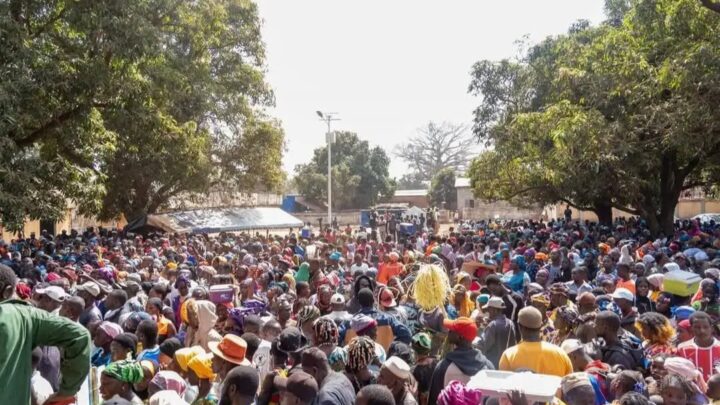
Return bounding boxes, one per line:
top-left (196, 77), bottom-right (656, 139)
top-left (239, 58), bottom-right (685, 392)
top-left (155, 207), bottom-right (304, 234)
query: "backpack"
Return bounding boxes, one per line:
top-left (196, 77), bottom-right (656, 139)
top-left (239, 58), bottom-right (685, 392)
top-left (602, 337), bottom-right (647, 370)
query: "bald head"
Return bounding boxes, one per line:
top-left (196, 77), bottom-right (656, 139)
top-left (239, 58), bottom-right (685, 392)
top-left (301, 347), bottom-right (329, 384)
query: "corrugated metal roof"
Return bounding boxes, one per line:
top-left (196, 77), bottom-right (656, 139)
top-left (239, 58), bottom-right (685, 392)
top-left (157, 207), bottom-right (304, 233)
top-left (455, 177), bottom-right (471, 188)
top-left (394, 189), bottom-right (428, 197)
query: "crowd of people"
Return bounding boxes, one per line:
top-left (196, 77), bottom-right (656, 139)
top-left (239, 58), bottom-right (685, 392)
top-left (1, 215), bottom-right (720, 405)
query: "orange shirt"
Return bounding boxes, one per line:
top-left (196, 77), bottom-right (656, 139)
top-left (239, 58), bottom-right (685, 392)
top-left (378, 262), bottom-right (403, 285)
top-left (157, 315), bottom-right (173, 336)
top-left (616, 278), bottom-right (636, 295)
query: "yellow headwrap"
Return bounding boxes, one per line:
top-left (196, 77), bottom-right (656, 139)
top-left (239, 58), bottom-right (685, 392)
top-left (282, 272), bottom-right (296, 291)
top-left (139, 360), bottom-right (156, 377)
top-left (181, 298), bottom-right (197, 325)
top-left (174, 346), bottom-right (204, 372)
top-left (187, 352), bottom-right (215, 380)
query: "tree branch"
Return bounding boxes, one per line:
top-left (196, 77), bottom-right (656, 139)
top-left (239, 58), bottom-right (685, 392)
top-left (701, 0), bottom-right (720, 14)
top-left (610, 202), bottom-right (642, 216)
top-left (559, 198), bottom-right (594, 212)
top-left (31, 5), bottom-right (68, 38)
top-left (13, 106), bottom-right (85, 147)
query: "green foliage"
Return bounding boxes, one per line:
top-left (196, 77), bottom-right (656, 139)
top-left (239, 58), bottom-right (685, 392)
top-left (1, 0), bottom-right (283, 228)
top-left (396, 172), bottom-right (427, 189)
top-left (428, 168), bottom-right (457, 209)
top-left (468, 0), bottom-right (720, 233)
top-left (294, 133), bottom-right (395, 210)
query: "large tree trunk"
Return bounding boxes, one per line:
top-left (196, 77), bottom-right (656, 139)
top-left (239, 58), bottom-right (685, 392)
top-left (593, 202), bottom-right (613, 226)
top-left (645, 213), bottom-right (661, 236)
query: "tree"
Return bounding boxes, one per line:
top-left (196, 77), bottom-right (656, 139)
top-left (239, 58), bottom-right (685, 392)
top-left (428, 168), bottom-right (457, 209)
top-left (1, 0), bottom-right (284, 227)
top-left (700, 0), bottom-right (720, 13)
top-left (394, 122), bottom-right (475, 181)
top-left (468, 26), bottom-right (629, 225)
top-left (396, 172), bottom-right (427, 189)
top-left (468, 0), bottom-right (720, 234)
top-left (294, 133), bottom-right (395, 210)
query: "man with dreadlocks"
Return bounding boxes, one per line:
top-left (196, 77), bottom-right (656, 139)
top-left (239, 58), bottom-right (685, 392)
top-left (345, 336), bottom-right (380, 392)
top-left (314, 317), bottom-right (347, 372)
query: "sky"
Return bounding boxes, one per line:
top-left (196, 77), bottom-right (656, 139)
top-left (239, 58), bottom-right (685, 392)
top-left (255, 0), bottom-right (607, 178)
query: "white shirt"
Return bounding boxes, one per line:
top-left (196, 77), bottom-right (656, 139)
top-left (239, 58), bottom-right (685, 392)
top-left (31, 370), bottom-right (53, 405)
top-left (350, 263), bottom-right (369, 276)
top-left (253, 339), bottom-right (272, 384)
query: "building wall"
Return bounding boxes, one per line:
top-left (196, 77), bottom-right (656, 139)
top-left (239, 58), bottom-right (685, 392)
top-left (456, 187), bottom-right (542, 220)
top-left (293, 211), bottom-right (362, 227)
top-left (1, 207), bottom-right (126, 241)
top-left (545, 198), bottom-right (720, 222)
top-left (387, 195), bottom-right (429, 208)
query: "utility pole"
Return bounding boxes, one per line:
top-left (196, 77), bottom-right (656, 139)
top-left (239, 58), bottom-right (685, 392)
top-left (316, 111), bottom-right (340, 229)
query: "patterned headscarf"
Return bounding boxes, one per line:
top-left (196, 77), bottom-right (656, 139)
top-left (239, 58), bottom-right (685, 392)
top-left (535, 268), bottom-right (550, 286)
top-left (104, 360), bottom-right (145, 384)
top-left (174, 275), bottom-right (190, 289)
top-left (549, 282), bottom-right (569, 297)
top-left (347, 336), bottom-right (376, 372)
top-left (555, 306), bottom-right (580, 329)
top-left (313, 317), bottom-right (339, 346)
top-left (412, 332), bottom-right (432, 356)
top-left (297, 305), bottom-right (321, 328)
top-left (531, 293), bottom-right (551, 307)
top-left (437, 380), bottom-right (483, 405)
top-left (663, 357), bottom-right (708, 394)
top-left (226, 300), bottom-right (267, 336)
top-left (150, 371), bottom-right (187, 396)
top-left (15, 282), bottom-right (31, 300)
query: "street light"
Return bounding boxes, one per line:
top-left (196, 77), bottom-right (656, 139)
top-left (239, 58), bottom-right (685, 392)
top-left (316, 111), bottom-right (339, 229)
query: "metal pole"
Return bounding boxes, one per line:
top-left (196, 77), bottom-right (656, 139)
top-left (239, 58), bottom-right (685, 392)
top-left (327, 121), bottom-right (332, 229)
top-left (317, 111), bottom-right (339, 230)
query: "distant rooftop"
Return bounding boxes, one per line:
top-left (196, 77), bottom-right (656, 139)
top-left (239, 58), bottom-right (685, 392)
top-left (455, 177), bottom-right (471, 188)
top-left (394, 189), bottom-right (428, 197)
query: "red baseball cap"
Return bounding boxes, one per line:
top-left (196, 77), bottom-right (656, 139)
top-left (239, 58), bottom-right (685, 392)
top-left (443, 317), bottom-right (477, 342)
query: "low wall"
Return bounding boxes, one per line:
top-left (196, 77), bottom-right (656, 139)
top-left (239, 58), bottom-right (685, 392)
top-left (293, 211), bottom-right (361, 227)
top-left (546, 198), bottom-right (720, 222)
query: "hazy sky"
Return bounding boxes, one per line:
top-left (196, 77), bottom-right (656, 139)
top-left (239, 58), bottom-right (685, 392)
top-left (256, 0), bottom-right (607, 178)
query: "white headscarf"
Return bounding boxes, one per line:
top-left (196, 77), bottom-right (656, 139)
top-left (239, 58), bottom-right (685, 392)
top-left (663, 357), bottom-right (708, 394)
top-left (184, 300), bottom-right (221, 351)
top-left (149, 390), bottom-right (189, 405)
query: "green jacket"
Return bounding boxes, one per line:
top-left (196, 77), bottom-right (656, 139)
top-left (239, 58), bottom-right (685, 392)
top-left (0, 300), bottom-right (91, 405)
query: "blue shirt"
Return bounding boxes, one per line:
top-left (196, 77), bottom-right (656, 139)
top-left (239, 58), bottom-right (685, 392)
top-left (137, 346), bottom-right (161, 363)
top-left (91, 347), bottom-right (111, 367)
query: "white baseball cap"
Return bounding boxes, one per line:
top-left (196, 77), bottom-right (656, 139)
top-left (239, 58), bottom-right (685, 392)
top-left (331, 293), bottom-right (345, 305)
top-left (76, 281), bottom-right (101, 298)
top-left (482, 296), bottom-right (506, 310)
top-left (35, 286), bottom-right (69, 302)
top-left (561, 339), bottom-right (584, 355)
top-left (612, 288), bottom-right (634, 302)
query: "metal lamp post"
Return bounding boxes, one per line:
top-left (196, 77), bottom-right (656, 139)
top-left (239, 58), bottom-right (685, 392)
top-left (316, 111), bottom-right (339, 229)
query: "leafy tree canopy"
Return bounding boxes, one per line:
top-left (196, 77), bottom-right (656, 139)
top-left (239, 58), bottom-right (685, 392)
top-left (428, 168), bottom-right (457, 210)
top-left (468, 0), bottom-right (720, 234)
top-left (396, 172), bottom-right (427, 190)
top-left (294, 132), bottom-right (395, 210)
top-left (1, 0), bottom-right (284, 230)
